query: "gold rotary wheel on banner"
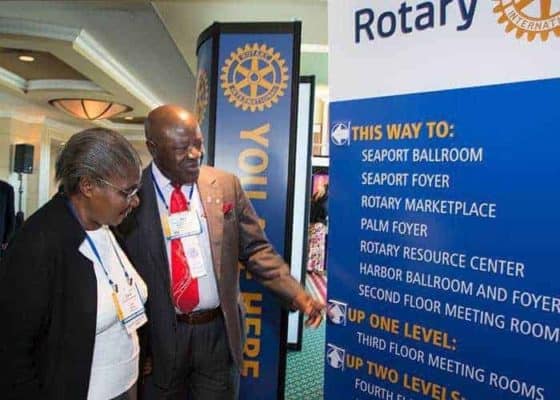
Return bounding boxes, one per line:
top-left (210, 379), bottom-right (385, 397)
top-left (220, 43), bottom-right (289, 112)
top-left (195, 69), bottom-right (209, 123)
top-left (494, 0), bottom-right (560, 41)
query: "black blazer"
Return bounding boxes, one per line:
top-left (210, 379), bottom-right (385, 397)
top-left (0, 194), bottom-right (97, 399)
top-left (118, 167), bottom-right (174, 388)
top-left (0, 180), bottom-right (15, 247)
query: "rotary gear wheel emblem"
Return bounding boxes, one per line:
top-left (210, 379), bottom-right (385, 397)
top-left (195, 69), bottom-right (209, 123)
top-left (493, 0), bottom-right (560, 41)
top-left (221, 43), bottom-right (289, 112)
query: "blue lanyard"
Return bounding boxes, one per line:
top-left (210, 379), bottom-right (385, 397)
top-left (67, 200), bottom-right (131, 293)
top-left (85, 232), bottom-right (133, 293)
top-left (151, 169), bottom-right (194, 212)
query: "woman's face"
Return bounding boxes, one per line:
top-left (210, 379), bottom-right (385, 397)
top-left (88, 168), bottom-right (141, 227)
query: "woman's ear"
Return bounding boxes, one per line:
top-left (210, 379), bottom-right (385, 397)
top-left (78, 176), bottom-right (96, 199)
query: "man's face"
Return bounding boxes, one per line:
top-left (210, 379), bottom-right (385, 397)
top-left (150, 120), bottom-right (203, 185)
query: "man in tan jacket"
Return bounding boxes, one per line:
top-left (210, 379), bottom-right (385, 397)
top-left (119, 104), bottom-right (323, 399)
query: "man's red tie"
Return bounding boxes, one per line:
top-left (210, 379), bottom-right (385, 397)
top-left (170, 185), bottom-right (199, 313)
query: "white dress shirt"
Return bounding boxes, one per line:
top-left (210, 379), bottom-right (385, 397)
top-left (151, 163), bottom-right (220, 312)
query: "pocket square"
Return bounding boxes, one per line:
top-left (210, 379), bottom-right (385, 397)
top-left (222, 202), bottom-right (234, 215)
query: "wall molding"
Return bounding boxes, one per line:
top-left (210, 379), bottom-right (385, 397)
top-left (0, 110), bottom-right (44, 125)
top-left (0, 67), bottom-right (26, 92)
top-left (0, 110), bottom-right (83, 134)
top-left (0, 17), bottom-right (163, 109)
top-left (27, 79), bottom-right (105, 92)
top-left (74, 30), bottom-right (163, 109)
top-left (0, 17), bottom-right (79, 42)
top-left (94, 118), bottom-right (144, 136)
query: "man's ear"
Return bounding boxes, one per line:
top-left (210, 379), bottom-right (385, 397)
top-left (78, 176), bottom-right (96, 199)
top-left (146, 139), bottom-right (157, 159)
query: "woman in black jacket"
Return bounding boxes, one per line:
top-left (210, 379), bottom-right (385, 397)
top-left (0, 128), bottom-right (146, 400)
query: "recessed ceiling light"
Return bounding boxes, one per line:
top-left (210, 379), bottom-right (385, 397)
top-left (301, 44), bottom-right (328, 53)
top-left (124, 116), bottom-right (134, 120)
top-left (18, 55), bottom-right (35, 62)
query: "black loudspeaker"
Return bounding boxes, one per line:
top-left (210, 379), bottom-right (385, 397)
top-left (13, 144), bottom-right (34, 174)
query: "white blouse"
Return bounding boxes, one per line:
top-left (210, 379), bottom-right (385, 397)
top-left (80, 226), bottom-right (148, 400)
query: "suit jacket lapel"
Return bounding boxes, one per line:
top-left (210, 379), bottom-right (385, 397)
top-left (139, 165), bottom-right (171, 287)
top-left (197, 167), bottom-right (223, 280)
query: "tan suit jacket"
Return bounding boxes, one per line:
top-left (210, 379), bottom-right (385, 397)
top-left (119, 165), bottom-right (303, 389)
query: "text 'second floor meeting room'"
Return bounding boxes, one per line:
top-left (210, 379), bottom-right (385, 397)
top-left (0, 1), bottom-right (558, 400)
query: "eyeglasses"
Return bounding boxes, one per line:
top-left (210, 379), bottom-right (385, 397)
top-left (98, 178), bottom-right (140, 201)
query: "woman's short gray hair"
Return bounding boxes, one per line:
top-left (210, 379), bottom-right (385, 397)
top-left (55, 128), bottom-right (142, 195)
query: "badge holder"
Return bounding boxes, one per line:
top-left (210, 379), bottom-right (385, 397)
top-left (163, 209), bottom-right (202, 240)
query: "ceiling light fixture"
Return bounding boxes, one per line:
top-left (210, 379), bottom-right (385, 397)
top-left (18, 55), bottom-right (35, 62)
top-left (49, 98), bottom-right (132, 120)
top-left (301, 44), bottom-right (328, 53)
top-left (124, 116), bottom-right (134, 120)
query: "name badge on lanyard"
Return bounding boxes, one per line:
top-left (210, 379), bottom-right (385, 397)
top-left (69, 200), bottom-right (147, 336)
top-left (183, 238), bottom-right (207, 278)
top-left (162, 210), bottom-right (202, 240)
top-left (114, 284), bottom-right (148, 335)
top-left (86, 232), bottom-right (147, 335)
top-left (152, 174), bottom-right (202, 240)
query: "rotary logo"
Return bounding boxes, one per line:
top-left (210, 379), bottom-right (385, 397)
top-left (195, 69), bottom-right (209, 123)
top-left (494, 0), bottom-right (560, 41)
top-left (220, 43), bottom-right (289, 112)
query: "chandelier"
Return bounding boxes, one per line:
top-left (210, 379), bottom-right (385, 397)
top-left (49, 98), bottom-right (132, 120)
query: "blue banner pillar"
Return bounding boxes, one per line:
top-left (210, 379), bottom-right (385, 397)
top-left (196, 22), bottom-right (301, 400)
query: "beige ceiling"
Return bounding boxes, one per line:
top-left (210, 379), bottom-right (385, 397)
top-left (0, 48), bottom-right (87, 80)
top-left (153, 0), bottom-right (328, 78)
top-left (0, 0), bottom-right (328, 133)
